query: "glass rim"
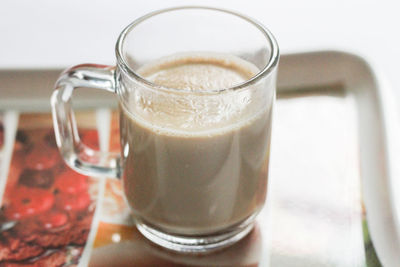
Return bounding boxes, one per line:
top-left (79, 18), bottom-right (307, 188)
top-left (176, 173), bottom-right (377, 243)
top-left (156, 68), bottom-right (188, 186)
top-left (115, 6), bottom-right (279, 95)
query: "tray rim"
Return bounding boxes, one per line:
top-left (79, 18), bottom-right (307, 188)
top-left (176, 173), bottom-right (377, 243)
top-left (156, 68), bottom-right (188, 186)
top-left (278, 50), bottom-right (400, 267)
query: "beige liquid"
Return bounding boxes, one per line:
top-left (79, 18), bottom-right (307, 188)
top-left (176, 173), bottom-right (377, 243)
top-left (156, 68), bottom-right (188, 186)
top-left (120, 52), bottom-right (272, 235)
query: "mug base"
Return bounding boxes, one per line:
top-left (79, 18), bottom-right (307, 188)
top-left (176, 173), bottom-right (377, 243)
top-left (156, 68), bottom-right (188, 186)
top-left (135, 218), bottom-right (255, 253)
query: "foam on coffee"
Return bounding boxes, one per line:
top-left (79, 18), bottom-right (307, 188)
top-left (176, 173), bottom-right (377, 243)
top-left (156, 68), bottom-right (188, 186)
top-left (122, 52), bottom-right (265, 136)
top-left (120, 52), bottom-right (272, 234)
top-left (137, 52), bottom-right (258, 91)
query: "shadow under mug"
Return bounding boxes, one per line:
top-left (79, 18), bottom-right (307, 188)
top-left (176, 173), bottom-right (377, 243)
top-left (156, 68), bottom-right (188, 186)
top-left (51, 6), bottom-right (279, 253)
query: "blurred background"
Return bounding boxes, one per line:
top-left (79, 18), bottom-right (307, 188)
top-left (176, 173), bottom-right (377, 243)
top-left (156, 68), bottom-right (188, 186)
top-left (1, 0), bottom-right (399, 104)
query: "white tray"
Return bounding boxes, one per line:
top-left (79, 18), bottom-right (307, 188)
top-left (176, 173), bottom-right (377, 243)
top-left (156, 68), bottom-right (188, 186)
top-left (273, 51), bottom-right (400, 267)
top-left (0, 51), bottom-right (399, 267)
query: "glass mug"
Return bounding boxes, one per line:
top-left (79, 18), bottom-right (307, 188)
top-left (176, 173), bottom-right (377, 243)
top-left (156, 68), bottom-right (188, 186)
top-left (51, 6), bottom-right (279, 252)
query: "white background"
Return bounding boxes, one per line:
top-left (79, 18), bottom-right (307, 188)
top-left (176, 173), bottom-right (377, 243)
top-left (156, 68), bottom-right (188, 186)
top-left (1, 0), bottom-right (399, 102)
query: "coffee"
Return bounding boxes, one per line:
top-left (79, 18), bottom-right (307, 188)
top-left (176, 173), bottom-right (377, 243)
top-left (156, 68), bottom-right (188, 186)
top-left (120, 52), bottom-right (272, 235)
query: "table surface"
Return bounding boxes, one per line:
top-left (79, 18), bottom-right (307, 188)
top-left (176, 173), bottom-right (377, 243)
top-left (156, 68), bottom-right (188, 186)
top-left (1, 0), bottom-right (399, 106)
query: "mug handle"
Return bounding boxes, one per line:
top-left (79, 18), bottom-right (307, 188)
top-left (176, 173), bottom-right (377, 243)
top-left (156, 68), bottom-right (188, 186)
top-left (51, 64), bottom-right (121, 178)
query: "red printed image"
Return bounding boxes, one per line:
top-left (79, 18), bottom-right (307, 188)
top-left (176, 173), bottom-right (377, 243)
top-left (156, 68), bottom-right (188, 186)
top-left (0, 113), bottom-right (100, 266)
top-left (109, 111), bottom-right (120, 152)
